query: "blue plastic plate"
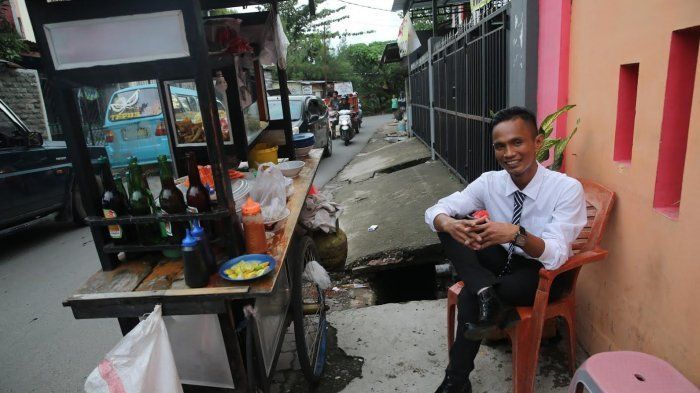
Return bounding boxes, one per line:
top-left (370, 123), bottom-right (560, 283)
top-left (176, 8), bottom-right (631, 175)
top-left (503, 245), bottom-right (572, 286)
top-left (219, 254), bottom-right (276, 282)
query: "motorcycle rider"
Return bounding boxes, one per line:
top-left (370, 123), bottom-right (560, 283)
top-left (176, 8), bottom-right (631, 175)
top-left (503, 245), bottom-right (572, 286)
top-left (331, 91), bottom-right (340, 111)
top-left (339, 95), bottom-right (351, 110)
top-left (352, 92), bottom-right (363, 128)
top-left (327, 91), bottom-right (340, 139)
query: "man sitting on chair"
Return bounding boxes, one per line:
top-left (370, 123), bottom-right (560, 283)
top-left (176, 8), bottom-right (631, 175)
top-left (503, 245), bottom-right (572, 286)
top-left (425, 107), bottom-right (587, 393)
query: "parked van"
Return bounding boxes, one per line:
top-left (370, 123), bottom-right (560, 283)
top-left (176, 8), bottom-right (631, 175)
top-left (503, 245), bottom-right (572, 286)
top-left (103, 84), bottom-right (230, 168)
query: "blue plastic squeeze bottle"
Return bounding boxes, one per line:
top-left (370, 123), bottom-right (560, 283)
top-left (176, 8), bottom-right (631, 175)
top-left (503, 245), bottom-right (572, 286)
top-left (192, 221), bottom-right (216, 274)
top-left (182, 229), bottom-right (208, 288)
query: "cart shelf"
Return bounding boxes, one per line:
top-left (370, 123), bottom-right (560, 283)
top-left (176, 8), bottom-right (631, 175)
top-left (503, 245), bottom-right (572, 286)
top-left (64, 149), bottom-right (322, 318)
top-left (85, 208), bottom-right (231, 226)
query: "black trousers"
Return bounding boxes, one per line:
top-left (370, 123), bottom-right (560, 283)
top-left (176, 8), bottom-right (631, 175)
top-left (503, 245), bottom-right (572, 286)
top-left (438, 232), bottom-right (566, 376)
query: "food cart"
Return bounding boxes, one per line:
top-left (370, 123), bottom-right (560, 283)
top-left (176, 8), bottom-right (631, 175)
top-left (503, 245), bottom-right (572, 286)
top-left (26, 0), bottom-right (327, 391)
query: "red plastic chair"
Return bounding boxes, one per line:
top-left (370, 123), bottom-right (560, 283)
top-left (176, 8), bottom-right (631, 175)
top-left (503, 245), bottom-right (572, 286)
top-left (446, 179), bottom-right (615, 393)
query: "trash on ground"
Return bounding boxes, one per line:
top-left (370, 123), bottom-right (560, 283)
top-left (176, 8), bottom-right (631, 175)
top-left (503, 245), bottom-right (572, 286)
top-left (368, 225), bottom-right (379, 232)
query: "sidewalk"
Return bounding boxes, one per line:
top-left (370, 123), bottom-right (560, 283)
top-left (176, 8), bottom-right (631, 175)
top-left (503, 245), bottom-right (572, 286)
top-left (324, 122), bottom-right (461, 273)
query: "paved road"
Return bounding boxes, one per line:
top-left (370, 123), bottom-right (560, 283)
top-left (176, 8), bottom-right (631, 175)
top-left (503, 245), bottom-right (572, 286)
top-left (314, 114), bottom-right (390, 188)
top-left (0, 115), bottom-right (386, 393)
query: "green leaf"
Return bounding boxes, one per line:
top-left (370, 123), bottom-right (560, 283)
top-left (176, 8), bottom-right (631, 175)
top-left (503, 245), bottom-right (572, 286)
top-left (550, 119), bottom-right (580, 171)
top-left (539, 104), bottom-right (576, 138)
top-left (536, 138), bottom-right (559, 162)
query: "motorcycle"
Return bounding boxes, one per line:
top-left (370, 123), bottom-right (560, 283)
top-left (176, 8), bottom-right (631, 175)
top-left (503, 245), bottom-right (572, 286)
top-left (338, 109), bottom-right (356, 146)
top-left (328, 108), bottom-right (339, 139)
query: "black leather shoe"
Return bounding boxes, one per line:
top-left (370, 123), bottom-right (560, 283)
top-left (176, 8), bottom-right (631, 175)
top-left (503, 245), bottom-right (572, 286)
top-left (434, 373), bottom-right (472, 393)
top-left (463, 287), bottom-right (512, 340)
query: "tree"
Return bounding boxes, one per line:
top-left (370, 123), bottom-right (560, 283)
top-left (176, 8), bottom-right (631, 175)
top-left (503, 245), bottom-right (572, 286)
top-left (261, 1), bottom-right (405, 114)
top-left (0, 0), bottom-right (28, 62)
top-left (337, 42), bottom-right (406, 114)
top-left (271, 0), bottom-right (350, 42)
top-left (264, 0), bottom-right (369, 82)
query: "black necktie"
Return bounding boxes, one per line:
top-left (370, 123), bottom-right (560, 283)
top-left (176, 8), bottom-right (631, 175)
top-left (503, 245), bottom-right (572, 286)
top-left (499, 190), bottom-right (525, 277)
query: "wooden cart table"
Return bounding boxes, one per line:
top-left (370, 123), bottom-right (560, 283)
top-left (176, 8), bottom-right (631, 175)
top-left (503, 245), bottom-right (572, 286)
top-left (64, 149), bottom-right (327, 392)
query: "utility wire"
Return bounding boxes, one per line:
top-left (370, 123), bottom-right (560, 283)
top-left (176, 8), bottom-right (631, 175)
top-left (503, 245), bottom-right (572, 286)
top-left (334, 0), bottom-right (396, 13)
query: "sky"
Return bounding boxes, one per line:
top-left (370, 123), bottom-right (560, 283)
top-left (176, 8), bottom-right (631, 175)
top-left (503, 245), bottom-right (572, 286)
top-left (314, 0), bottom-right (403, 45)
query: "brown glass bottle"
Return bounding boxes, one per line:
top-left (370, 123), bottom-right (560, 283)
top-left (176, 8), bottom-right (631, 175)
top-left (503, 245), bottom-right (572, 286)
top-left (157, 155), bottom-right (186, 243)
top-left (185, 152), bottom-right (212, 232)
top-left (100, 158), bottom-right (132, 244)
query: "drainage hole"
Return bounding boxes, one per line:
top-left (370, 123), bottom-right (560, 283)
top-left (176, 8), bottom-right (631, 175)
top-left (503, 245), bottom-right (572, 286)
top-left (634, 373), bottom-right (646, 382)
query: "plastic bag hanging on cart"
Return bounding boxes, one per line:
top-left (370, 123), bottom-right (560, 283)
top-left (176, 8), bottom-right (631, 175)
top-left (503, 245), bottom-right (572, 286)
top-left (84, 305), bottom-right (184, 393)
top-left (303, 260), bottom-right (332, 290)
top-left (162, 315), bottom-right (234, 389)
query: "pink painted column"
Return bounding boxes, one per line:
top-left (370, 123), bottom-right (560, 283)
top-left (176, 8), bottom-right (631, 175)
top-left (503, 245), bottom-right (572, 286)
top-left (537, 0), bottom-right (572, 137)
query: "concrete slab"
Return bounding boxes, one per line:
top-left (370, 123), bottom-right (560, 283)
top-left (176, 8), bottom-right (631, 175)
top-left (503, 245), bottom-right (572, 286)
top-left (336, 137), bottom-right (431, 183)
top-left (332, 160), bottom-right (463, 269)
top-left (330, 299), bottom-right (581, 393)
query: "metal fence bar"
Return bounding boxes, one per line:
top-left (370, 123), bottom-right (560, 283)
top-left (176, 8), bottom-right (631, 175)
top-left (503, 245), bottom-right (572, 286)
top-left (409, 4), bottom-right (509, 184)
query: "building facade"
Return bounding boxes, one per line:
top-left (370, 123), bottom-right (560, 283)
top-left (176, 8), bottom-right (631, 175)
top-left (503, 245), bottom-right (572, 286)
top-left (555, 0), bottom-right (700, 384)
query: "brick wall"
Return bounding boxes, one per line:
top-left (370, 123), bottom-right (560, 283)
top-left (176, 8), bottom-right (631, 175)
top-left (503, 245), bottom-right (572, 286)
top-left (0, 68), bottom-right (50, 138)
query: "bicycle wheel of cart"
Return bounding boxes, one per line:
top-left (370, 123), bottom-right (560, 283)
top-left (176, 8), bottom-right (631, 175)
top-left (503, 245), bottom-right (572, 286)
top-left (291, 235), bottom-right (328, 384)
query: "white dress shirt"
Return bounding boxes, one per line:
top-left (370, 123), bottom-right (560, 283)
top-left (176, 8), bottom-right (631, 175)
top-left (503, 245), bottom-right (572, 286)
top-left (425, 164), bottom-right (587, 270)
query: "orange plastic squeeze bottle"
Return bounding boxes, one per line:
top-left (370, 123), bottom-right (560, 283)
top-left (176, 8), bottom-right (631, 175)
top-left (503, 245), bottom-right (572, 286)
top-left (242, 197), bottom-right (267, 254)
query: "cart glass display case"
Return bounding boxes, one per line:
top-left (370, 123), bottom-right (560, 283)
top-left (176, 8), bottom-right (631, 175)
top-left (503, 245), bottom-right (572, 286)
top-left (165, 79), bottom-right (234, 146)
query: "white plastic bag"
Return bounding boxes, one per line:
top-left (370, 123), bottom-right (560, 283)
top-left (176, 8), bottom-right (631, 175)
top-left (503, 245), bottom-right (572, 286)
top-left (163, 315), bottom-right (234, 389)
top-left (84, 305), bottom-right (183, 393)
top-left (303, 260), bottom-right (332, 290)
top-left (250, 163), bottom-right (290, 221)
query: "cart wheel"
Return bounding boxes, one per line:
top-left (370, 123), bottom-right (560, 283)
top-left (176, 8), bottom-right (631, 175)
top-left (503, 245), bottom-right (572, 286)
top-left (291, 235), bottom-right (328, 384)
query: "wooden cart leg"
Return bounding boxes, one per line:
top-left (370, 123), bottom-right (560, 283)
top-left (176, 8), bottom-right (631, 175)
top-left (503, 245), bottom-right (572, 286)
top-left (219, 304), bottom-right (249, 393)
top-left (118, 317), bottom-right (139, 335)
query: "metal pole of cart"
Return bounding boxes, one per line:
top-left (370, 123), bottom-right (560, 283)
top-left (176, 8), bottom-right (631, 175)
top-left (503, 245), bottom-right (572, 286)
top-left (272, 0), bottom-right (296, 160)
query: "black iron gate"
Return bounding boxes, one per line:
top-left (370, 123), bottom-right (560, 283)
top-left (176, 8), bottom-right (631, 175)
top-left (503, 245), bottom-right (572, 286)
top-left (409, 6), bottom-right (508, 183)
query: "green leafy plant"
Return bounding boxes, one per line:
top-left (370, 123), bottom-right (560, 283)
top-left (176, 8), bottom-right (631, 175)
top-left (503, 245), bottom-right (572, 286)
top-left (536, 104), bottom-right (580, 171)
top-left (0, 0), bottom-right (28, 62)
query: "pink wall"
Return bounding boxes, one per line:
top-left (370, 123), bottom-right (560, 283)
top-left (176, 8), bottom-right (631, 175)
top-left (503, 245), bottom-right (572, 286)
top-left (537, 0), bottom-right (571, 136)
top-left (544, 0), bottom-right (700, 384)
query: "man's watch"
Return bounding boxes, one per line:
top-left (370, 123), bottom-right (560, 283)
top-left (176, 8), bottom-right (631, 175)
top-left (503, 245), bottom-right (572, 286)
top-left (514, 226), bottom-right (528, 248)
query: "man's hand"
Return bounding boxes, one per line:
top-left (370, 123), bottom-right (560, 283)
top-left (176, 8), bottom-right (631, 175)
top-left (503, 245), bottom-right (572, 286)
top-left (472, 221), bottom-right (519, 249)
top-left (434, 214), bottom-right (488, 250)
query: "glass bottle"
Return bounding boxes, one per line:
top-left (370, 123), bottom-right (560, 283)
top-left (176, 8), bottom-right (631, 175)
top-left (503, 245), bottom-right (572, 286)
top-left (99, 158), bottom-right (131, 245)
top-left (185, 152), bottom-right (212, 232)
top-left (127, 159), bottom-right (160, 244)
top-left (128, 156), bottom-right (156, 209)
top-left (157, 155), bottom-right (186, 243)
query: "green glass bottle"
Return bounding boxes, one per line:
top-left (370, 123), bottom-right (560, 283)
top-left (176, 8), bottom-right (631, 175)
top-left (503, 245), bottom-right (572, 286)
top-left (129, 156), bottom-right (156, 209)
top-left (127, 160), bottom-right (160, 244)
top-left (157, 155), bottom-right (187, 244)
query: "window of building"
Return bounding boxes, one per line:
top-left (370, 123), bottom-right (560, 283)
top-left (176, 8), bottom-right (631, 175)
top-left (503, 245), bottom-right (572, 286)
top-left (613, 63), bottom-right (639, 164)
top-left (653, 26), bottom-right (699, 219)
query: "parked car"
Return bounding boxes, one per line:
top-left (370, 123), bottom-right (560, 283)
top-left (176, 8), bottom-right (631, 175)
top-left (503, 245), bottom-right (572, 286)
top-left (0, 98), bottom-right (107, 235)
top-left (103, 84), bottom-right (230, 168)
top-left (268, 95), bottom-right (332, 157)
